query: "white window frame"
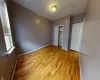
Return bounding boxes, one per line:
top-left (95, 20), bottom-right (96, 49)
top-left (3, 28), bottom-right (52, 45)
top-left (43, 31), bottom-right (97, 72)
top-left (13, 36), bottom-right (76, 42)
top-left (0, 1), bottom-right (15, 54)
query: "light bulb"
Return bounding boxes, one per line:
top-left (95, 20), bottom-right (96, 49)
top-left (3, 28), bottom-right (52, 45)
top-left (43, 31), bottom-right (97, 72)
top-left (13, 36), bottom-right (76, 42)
top-left (52, 6), bottom-right (57, 12)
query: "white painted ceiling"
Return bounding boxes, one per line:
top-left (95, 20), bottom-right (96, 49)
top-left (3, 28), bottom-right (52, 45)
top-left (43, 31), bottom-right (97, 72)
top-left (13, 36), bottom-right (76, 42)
top-left (13, 0), bottom-right (88, 21)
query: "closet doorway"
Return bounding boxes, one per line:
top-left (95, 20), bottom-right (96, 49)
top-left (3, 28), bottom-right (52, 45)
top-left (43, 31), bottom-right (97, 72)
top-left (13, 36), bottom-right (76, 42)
top-left (54, 25), bottom-right (64, 48)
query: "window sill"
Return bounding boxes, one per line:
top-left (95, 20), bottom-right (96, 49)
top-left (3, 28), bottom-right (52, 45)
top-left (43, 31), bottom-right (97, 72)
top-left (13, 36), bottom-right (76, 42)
top-left (0, 47), bottom-right (15, 56)
top-left (7, 47), bottom-right (15, 55)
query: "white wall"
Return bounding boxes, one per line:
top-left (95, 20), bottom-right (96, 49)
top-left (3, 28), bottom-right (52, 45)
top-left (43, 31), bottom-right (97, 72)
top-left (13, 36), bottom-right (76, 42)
top-left (80, 0), bottom-right (100, 80)
top-left (52, 16), bottom-right (70, 50)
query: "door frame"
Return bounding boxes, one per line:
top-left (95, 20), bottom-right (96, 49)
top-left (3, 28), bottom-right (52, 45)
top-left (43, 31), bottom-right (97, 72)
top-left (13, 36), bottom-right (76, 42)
top-left (58, 25), bottom-right (64, 48)
top-left (53, 25), bottom-right (64, 47)
top-left (70, 22), bottom-right (84, 52)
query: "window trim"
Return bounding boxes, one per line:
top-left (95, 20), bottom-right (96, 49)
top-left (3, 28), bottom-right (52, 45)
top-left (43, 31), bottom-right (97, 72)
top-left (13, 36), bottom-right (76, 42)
top-left (7, 46), bottom-right (15, 55)
top-left (0, 1), bottom-right (15, 55)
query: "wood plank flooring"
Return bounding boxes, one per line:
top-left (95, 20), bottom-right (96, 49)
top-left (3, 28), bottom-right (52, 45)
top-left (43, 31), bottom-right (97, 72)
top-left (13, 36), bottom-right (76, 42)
top-left (14, 45), bottom-right (80, 80)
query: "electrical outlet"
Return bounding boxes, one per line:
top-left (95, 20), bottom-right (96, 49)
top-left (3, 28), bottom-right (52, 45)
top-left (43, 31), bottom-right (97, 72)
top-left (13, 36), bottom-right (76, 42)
top-left (1, 76), bottom-right (4, 80)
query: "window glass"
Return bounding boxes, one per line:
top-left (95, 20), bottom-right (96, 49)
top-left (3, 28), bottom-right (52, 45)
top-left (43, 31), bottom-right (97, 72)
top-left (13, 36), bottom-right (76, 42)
top-left (0, 1), bottom-right (13, 51)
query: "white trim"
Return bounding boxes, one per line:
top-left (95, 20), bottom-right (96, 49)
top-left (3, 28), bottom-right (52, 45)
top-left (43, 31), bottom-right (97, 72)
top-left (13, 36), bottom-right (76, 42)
top-left (7, 47), bottom-right (15, 54)
top-left (59, 25), bottom-right (64, 48)
top-left (79, 53), bottom-right (82, 80)
top-left (9, 56), bottom-right (18, 80)
top-left (78, 18), bottom-right (85, 80)
top-left (0, 47), bottom-right (15, 56)
top-left (62, 47), bottom-right (68, 51)
top-left (20, 44), bottom-right (51, 56)
top-left (53, 25), bottom-right (64, 48)
top-left (62, 25), bottom-right (64, 48)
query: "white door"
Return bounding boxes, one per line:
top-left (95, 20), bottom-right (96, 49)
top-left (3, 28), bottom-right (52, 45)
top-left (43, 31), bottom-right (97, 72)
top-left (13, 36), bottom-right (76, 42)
top-left (54, 26), bottom-right (59, 46)
top-left (70, 22), bottom-right (83, 52)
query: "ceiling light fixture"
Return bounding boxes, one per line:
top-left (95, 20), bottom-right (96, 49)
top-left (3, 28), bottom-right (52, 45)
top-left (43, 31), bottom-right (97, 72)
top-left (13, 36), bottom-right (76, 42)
top-left (52, 6), bottom-right (57, 12)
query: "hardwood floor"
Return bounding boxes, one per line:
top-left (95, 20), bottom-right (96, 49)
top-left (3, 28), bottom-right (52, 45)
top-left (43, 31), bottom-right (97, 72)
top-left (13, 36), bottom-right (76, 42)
top-left (14, 45), bottom-right (80, 80)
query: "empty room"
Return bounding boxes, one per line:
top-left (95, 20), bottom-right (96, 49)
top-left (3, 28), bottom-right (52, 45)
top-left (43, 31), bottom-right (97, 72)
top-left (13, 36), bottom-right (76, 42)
top-left (0, 0), bottom-right (100, 80)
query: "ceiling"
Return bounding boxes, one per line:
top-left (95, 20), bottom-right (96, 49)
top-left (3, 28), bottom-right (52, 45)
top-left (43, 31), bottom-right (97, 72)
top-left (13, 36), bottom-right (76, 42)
top-left (13, 0), bottom-right (88, 21)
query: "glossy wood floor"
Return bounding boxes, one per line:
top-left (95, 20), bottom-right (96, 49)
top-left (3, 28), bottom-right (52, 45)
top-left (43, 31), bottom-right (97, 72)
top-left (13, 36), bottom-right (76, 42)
top-left (14, 45), bottom-right (80, 80)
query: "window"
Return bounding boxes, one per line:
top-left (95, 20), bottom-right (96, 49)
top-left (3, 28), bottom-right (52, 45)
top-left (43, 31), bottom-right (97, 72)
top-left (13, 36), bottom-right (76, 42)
top-left (0, 1), bottom-right (14, 51)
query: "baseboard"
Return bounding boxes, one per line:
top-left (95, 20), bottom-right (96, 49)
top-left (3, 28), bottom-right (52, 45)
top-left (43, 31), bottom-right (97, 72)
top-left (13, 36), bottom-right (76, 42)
top-left (9, 56), bottom-right (18, 80)
top-left (79, 53), bottom-right (82, 80)
top-left (51, 45), bottom-right (68, 51)
top-left (62, 47), bottom-right (68, 51)
top-left (20, 44), bottom-right (51, 56)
